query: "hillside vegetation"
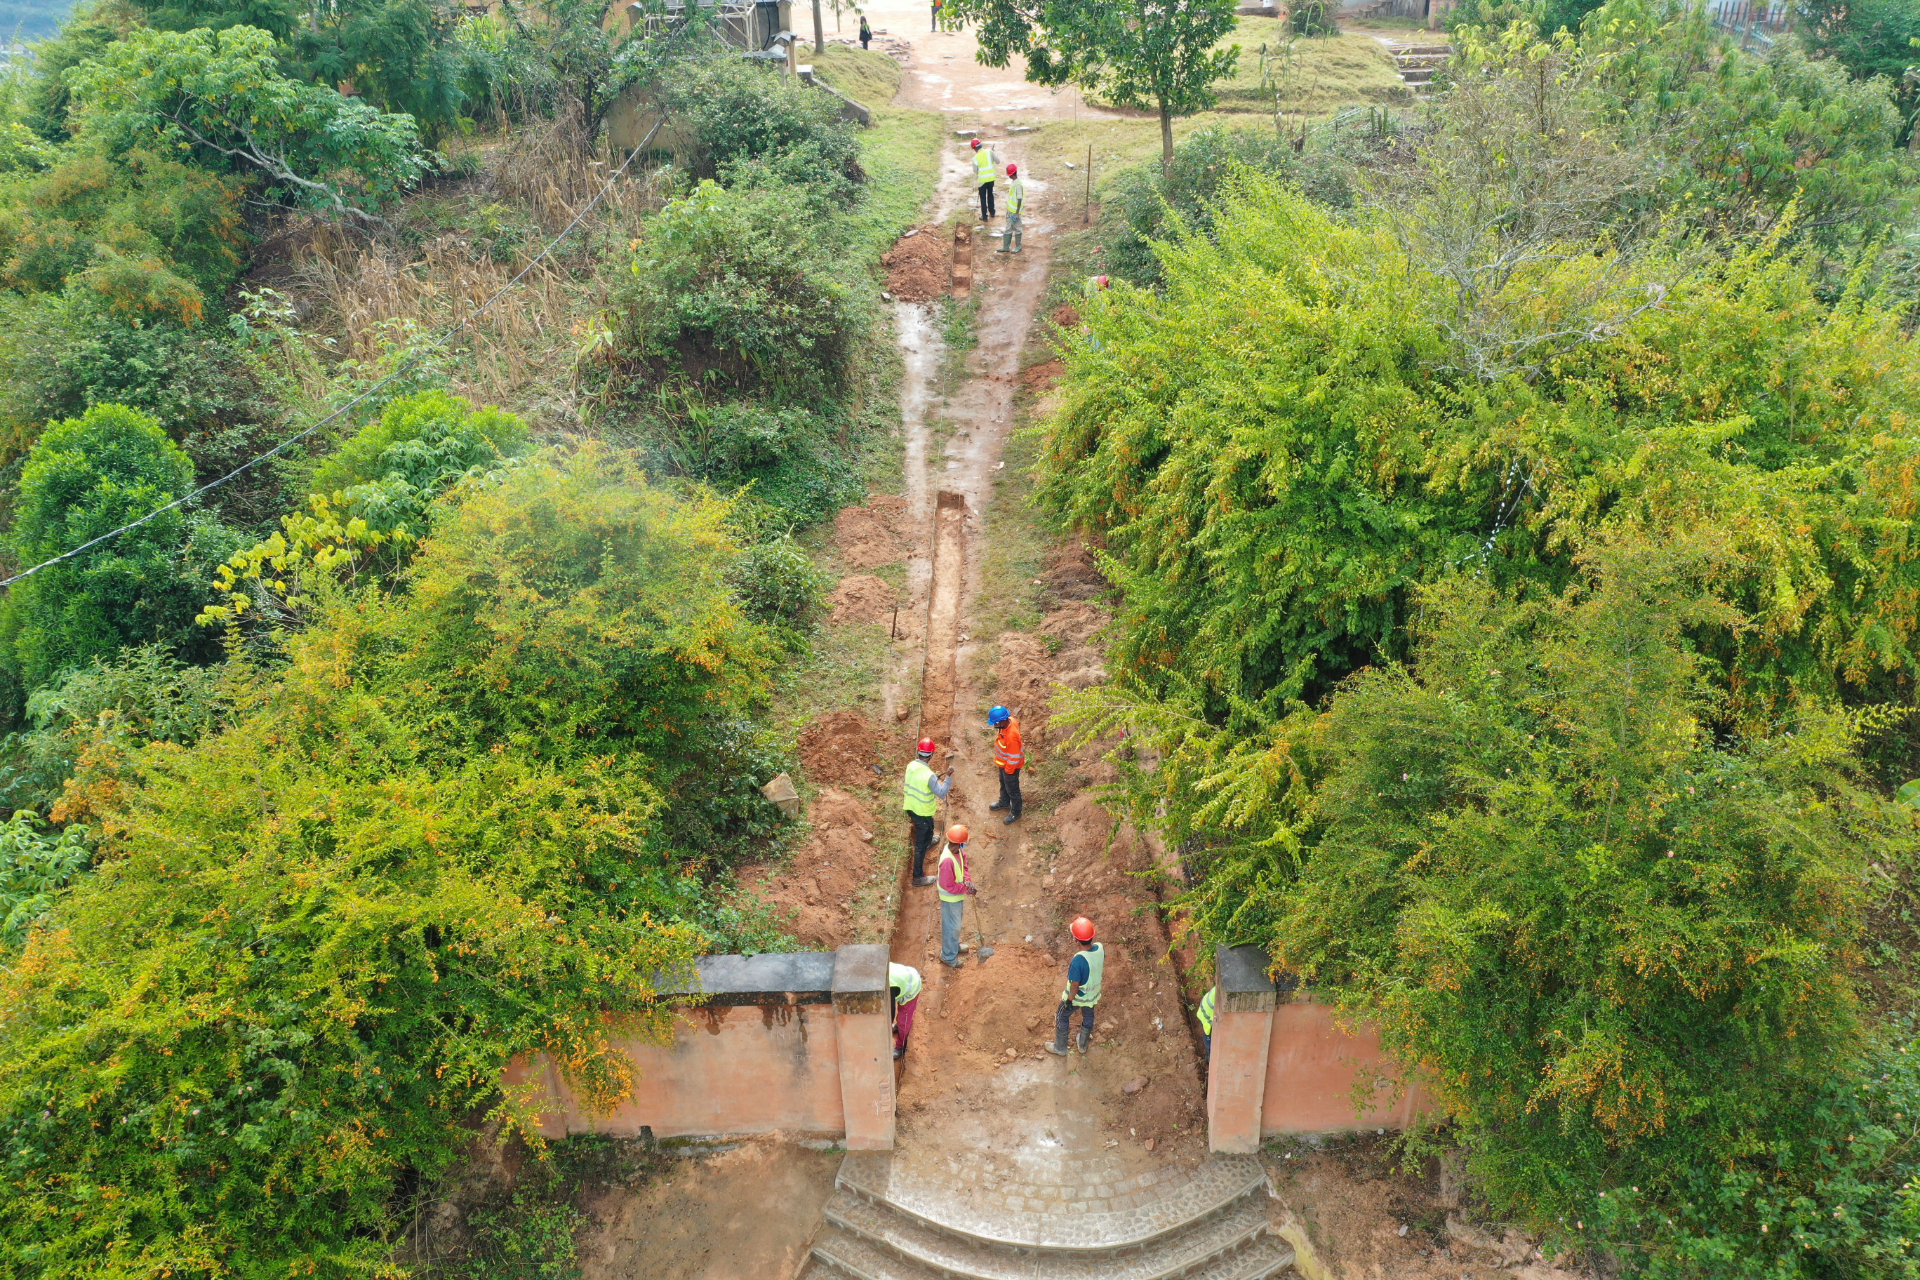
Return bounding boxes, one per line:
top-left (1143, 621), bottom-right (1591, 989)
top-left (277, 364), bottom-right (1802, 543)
top-left (0, 0), bottom-right (938, 1268)
top-left (1045, 2), bottom-right (1920, 1274)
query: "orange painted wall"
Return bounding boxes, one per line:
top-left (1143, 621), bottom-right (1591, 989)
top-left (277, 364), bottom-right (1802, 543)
top-left (508, 1003), bottom-right (847, 1141)
top-left (1260, 1000), bottom-right (1433, 1135)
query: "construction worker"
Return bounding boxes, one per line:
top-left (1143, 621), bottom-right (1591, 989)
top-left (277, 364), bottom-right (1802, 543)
top-left (970, 138), bottom-right (999, 221)
top-left (936, 823), bottom-right (976, 968)
top-left (1048, 917), bottom-right (1103, 1055)
top-left (996, 164), bottom-right (1025, 254)
top-left (904, 737), bottom-right (953, 886)
top-left (889, 962), bottom-right (922, 1060)
top-left (931, 0), bottom-right (942, 29)
top-left (1197, 985), bottom-right (1216, 1061)
top-left (987, 704), bottom-right (1022, 824)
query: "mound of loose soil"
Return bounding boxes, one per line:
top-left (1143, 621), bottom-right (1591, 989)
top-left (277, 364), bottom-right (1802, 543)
top-left (1043, 539), bottom-right (1107, 600)
top-left (834, 495), bottom-right (911, 570)
top-left (1039, 600), bottom-right (1105, 645)
top-left (800, 709), bottom-right (884, 789)
top-left (1018, 358), bottom-right (1065, 394)
top-left (882, 225), bottom-right (950, 303)
top-left (993, 633), bottom-right (1056, 734)
top-left (1051, 304), bottom-right (1081, 328)
top-left (828, 574), bottom-right (900, 626)
top-left (738, 786), bottom-right (882, 951)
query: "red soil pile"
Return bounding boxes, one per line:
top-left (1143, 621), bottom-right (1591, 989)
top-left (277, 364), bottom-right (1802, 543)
top-left (799, 709), bottom-right (884, 790)
top-left (882, 225), bottom-right (950, 303)
top-left (834, 495), bottom-right (911, 570)
top-left (738, 786), bottom-right (881, 951)
top-left (827, 574), bottom-right (899, 626)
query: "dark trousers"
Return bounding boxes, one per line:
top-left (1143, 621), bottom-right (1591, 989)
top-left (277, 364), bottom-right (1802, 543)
top-left (1054, 1001), bottom-right (1095, 1050)
top-left (978, 182), bottom-right (995, 220)
top-left (907, 811), bottom-right (935, 877)
top-left (995, 767), bottom-right (1022, 817)
top-left (860, 30), bottom-right (870, 47)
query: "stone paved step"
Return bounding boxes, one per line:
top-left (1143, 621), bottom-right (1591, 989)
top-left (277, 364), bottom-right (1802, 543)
top-left (809, 1224), bottom-right (1297, 1280)
top-left (824, 1188), bottom-right (1277, 1280)
top-left (837, 1154), bottom-right (1268, 1254)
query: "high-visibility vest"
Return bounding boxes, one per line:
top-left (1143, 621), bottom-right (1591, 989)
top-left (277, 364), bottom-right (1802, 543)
top-left (903, 759), bottom-right (938, 817)
top-left (889, 962), bottom-right (922, 1004)
top-left (937, 843), bottom-right (968, 903)
top-left (1063, 942), bottom-right (1104, 1007)
top-left (974, 147), bottom-right (998, 185)
top-left (993, 720), bottom-right (1024, 773)
top-left (1197, 986), bottom-right (1215, 1035)
top-left (1006, 178), bottom-right (1025, 215)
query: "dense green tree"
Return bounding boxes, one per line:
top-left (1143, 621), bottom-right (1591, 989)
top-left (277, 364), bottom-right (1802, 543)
top-left (1270, 540), bottom-right (1918, 1272)
top-left (0, 444), bottom-right (792, 1277)
top-left (0, 404), bottom-right (241, 708)
top-left (942, 0), bottom-right (1240, 170)
top-left (1798, 0), bottom-right (1920, 145)
top-left (66, 25), bottom-right (431, 222)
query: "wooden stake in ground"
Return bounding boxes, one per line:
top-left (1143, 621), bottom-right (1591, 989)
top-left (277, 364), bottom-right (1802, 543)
top-left (1084, 144), bottom-right (1093, 224)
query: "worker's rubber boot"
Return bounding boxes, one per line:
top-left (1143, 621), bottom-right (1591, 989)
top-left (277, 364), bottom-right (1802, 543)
top-left (1012, 228), bottom-right (1023, 253)
top-left (1076, 1028), bottom-right (1091, 1054)
top-left (1046, 1042), bottom-right (1069, 1057)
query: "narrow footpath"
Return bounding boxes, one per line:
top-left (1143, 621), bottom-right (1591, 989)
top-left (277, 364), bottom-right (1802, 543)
top-left (799, 5), bottom-right (1290, 1277)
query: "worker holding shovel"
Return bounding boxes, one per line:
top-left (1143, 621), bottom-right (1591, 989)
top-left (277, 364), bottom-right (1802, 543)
top-left (936, 823), bottom-right (976, 968)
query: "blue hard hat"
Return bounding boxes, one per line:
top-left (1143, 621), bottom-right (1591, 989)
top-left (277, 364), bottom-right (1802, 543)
top-left (988, 705), bottom-right (1010, 725)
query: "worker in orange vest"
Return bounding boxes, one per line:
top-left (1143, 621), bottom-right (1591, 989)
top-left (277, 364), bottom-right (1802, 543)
top-left (987, 704), bottom-right (1023, 824)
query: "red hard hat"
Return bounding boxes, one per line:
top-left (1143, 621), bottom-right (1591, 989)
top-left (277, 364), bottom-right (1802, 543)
top-left (948, 823), bottom-right (970, 845)
top-left (969, 138), bottom-right (982, 149)
top-left (1007, 163), bottom-right (1018, 176)
top-left (1071, 917), bottom-right (1095, 942)
top-left (917, 737), bottom-right (936, 756)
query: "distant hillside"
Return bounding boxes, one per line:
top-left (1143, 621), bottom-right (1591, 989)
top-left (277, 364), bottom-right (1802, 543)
top-left (0, 0), bottom-right (72, 40)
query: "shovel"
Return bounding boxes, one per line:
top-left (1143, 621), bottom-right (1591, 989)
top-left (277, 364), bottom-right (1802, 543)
top-left (970, 893), bottom-right (995, 964)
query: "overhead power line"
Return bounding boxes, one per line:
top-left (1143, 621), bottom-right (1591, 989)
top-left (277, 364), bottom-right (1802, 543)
top-left (0, 118), bottom-right (666, 592)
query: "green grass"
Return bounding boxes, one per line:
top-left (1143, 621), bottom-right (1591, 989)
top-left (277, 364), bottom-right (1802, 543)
top-left (1214, 22), bottom-right (1410, 112)
top-left (811, 43), bottom-right (904, 108)
top-left (847, 105), bottom-right (947, 259)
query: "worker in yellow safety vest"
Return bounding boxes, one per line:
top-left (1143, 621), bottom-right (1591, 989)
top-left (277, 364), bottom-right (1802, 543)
top-left (1047, 917), bottom-right (1103, 1056)
top-left (986, 704), bottom-right (1023, 824)
top-left (1197, 986), bottom-right (1216, 1062)
top-left (936, 823), bottom-right (976, 968)
top-left (997, 163), bottom-right (1025, 254)
top-left (969, 138), bottom-right (1000, 221)
top-left (889, 962), bottom-right (922, 1061)
top-left (903, 736), bottom-right (953, 887)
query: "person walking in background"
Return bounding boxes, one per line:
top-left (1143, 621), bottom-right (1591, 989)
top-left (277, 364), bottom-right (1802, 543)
top-left (1048, 917), bottom-right (1104, 1055)
top-left (1197, 985), bottom-right (1216, 1062)
top-left (931, 0), bottom-right (943, 29)
top-left (937, 823), bottom-right (976, 968)
top-left (970, 138), bottom-right (998, 220)
top-left (859, 13), bottom-right (872, 47)
top-left (996, 164), bottom-right (1025, 253)
top-left (987, 704), bottom-right (1023, 823)
top-left (903, 737), bottom-right (953, 886)
top-left (889, 962), bottom-right (922, 1060)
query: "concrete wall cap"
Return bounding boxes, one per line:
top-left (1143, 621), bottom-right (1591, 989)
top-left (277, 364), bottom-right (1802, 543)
top-left (655, 952), bottom-right (836, 1006)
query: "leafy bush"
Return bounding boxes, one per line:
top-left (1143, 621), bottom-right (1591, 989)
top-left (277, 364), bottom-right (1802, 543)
top-left (1104, 126), bottom-right (1352, 287)
top-left (638, 398), bottom-right (864, 530)
top-left (0, 809), bottom-right (89, 947)
top-left (609, 180), bottom-right (872, 404)
top-left (0, 644), bottom-right (226, 813)
top-left (0, 296), bottom-right (293, 528)
top-left (0, 404), bottom-right (244, 713)
top-left (1040, 176), bottom-right (1920, 721)
top-left (0, 446), bottom-right (788, 1276)
top-left (309, 388), bottom-right (534, 534)
top-left (727, 534), bottom-right (828, 632)
top-left (1265, 543), bottom-right (1919, 1272)
top-left (656, 53), bottom-right (864, 209)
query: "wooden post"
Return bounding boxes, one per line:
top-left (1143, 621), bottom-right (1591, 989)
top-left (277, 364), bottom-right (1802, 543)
top-left (1083, 143), bottom-right (1093, 224)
